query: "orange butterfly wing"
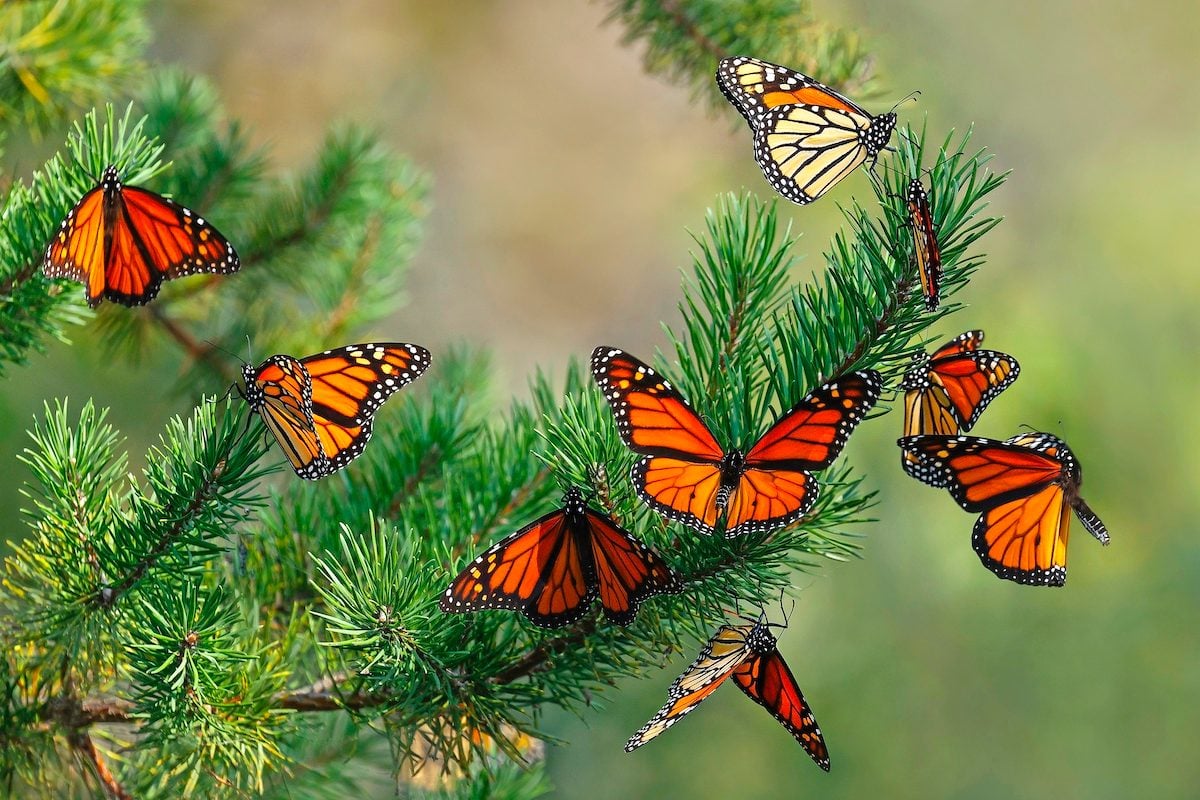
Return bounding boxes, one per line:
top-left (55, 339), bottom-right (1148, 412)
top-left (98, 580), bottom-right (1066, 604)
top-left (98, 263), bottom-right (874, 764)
top-left (897, 434), bottom-right (1063, 511)
top-left (585, 508), bottom-right (681, 625)
top-left (906, 179), bottom-right (942, 312)
top-left (900, 332), bottom-right (1019, 474)
top-left (899, 432), bottom-right (1109, 587)
top-left (43, 166), bottom-right (239, 307)
top-left (590, 347), bottom-right (723, 460)
top-left (441, 490), bottom-right (678, 628)
top-left (300, 343), bottom-right (431, 472)
top-left (441, 504), bottom-right (593, 628)
top-left (733, 648), bottom-right (830, 771)
top-left (719, 370), bottom-right (879, 538)
top-left (625, 624), bottom-right (752, 751)
top-left (631, 457), bottom-right (724, 535)
top-left (972, 484), bottom-right (1070, 586)
top-left (243, 356), bottom-right (330, 480)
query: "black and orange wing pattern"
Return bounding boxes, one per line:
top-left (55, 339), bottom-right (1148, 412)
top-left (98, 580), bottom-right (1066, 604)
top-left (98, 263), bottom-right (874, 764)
top-left (585, 508), bottom-right (682, 625)
top-left (732, 635), bottom-right (830, 770)
top-left (241, 355), bottom-right (329, 480)
top-left (900, 331), bottom-right (1019, 474)
top-left (717, 56), bottom-right (897, 205)
top-left (43, 165), bottom-right (240, 307)
top-left (591, 347), bottom-right (728, 534)
top-left (299, 343), bottom-right (431, 472)
top-left (906, 179), bottom-right (943, 311)
top-left (440, 488), bottom-right (680, 628)
top-left (897, 433), bottom-right (1109, 586)
top-left (626, 618), bottom-right (829, 770)
top-left (244, 342), bottom-right (429, 480)
top-left (722, 370), bottom-right (882, 537)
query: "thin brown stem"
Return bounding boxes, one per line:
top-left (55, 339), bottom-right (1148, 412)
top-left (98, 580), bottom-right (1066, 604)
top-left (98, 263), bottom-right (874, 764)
top-left (0, 261), bottom-right (40, 298)
top-left (657, 0), bottom-right (725, 60)
top-left (146, 305), bottom-right (235, 382)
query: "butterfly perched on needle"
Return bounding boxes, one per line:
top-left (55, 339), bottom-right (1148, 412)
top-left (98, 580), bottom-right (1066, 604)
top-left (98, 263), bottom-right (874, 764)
top-left (241, 342), bottom-right (430, 480)
top-left (592, 347), bottom-right (880, 538)
top-left (900, 330), bottom-right (1019, 472)
top-left (43, 165), bottom-right (240, 307)
top-left (897, 432), bottom-right (1109, 586)
top-left (906, 179), bottom-right (943, 311)
top-left (440, 486), bottom-right (681, 629)
top-left (716, 55), bottom-right (899, 205)
top-left (625, 611), bottom-right (829, 770)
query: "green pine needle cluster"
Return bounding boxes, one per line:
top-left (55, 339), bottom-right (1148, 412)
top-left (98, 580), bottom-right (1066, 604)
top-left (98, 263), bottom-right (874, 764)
top-left (0, 1), bottom-right (1011, 797)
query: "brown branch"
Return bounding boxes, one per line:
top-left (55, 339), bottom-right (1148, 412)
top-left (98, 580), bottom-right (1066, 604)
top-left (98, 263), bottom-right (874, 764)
top-left (492, 621), bottom-right (596, 684)
top-left (657, 0), bottom-right (725, 60)
top-left (321, 214), bottom-right (383, 342)
top-left (146, 304), bottom-right (235, 382)
top-left (68, 729), bottom-right (131, 800)
top-left (0, 260), bottom-right (40, 298)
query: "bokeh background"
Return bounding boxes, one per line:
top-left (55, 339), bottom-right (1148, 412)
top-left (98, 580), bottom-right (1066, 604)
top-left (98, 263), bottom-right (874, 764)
top-left (2, 1), bottom-right (1198, 797)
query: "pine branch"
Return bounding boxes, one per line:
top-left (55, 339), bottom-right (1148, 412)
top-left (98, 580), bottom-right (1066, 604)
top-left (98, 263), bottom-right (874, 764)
top-left (0, 0), bottom-right (150, 132)
top-left (605, 0), bottom-right (881, 106)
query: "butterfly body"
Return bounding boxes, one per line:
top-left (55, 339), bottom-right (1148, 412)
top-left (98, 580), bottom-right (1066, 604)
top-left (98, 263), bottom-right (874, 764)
top-left (625, 615), bottom-right (829, 770)
top-left (43, 165), bottom-right (240, 307)
top-left (717, 56), bottom-right (899, 205)
top-left (593, 347), bottom-right (880, 538)
top-left (441, 487), bottom-right (681, 629)
top-left (243, 342), bottom-right (430, 480)
top-left (898, 432), bottom-right (1108, 586)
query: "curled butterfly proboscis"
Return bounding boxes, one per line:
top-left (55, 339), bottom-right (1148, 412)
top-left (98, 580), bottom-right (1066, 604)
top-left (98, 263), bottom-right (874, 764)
top-left (440, 486), bottom-right (681, 629)
top-left (43, 165), bottom-right (240, 307)
top-left (241, 342), bottom-right (431, 480)
top-left (625, 611), bottom-right (830, 770)
top-left (716, 56), bottom-right (901, 205)
top-left (898, 432), bottom-right (1109, 586)
top-left (591, 346), bottom-right (880, 538)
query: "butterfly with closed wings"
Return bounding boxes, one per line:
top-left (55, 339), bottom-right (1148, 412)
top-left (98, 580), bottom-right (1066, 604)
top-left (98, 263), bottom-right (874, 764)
top-left (625, 611), bottom-right (829, 771)
top-left (898, 432), bottom-right (1109, 586)
top-left (241, 342), bottom-right (430, 480)
top-left (716, 55), bottom-right (900, 205)
top-left (592, 347), bottom-right (880, 538)
top-left (906, 178), bottom-right (943, 311)
top-left (440, 486), bottom-right (681, 629)
top-left (43, 165), bottom-right (239, 307)
top-left (900, 330), bottom-right (1019, 472)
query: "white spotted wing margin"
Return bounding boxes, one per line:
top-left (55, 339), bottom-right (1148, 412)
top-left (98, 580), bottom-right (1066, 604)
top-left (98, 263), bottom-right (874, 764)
top-left (625, 624), bottom-right (753, 752)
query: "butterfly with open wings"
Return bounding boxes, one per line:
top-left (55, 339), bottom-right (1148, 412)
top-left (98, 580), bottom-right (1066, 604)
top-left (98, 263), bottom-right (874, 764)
top-left (440, 486), bottom-right (681, 628)
top-left (43, 165), bottom-right (239, 307)
top-left (898, 432), bottom-right (1109, 586)
top-left (592, 347), bottom-right (880, 538)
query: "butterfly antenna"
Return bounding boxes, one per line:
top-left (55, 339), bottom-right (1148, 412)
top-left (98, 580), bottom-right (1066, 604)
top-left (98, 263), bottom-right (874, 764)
top-left (890, 90), bottom-right (921, 114)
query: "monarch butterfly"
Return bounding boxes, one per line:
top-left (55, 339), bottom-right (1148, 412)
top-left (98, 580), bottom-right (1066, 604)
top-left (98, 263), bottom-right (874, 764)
top-left (591, 347), bottom-right (880, 538)
top-left (625, 613), bottom-right (829, 770)
top-left (716, 56), bottom-right (898, 205)
top-left (440, 487), bottom-right (681, 628)
top-left (906, 179), bottom-right (942, 311)
top-left (241, 342), bottom-right (430, 480)
top-left (900, 330), bottom-right (1019, 473)
top-left (897, 432), bottom-right (1109, 586)
top-left (43, 165), bottom-right (240, 307)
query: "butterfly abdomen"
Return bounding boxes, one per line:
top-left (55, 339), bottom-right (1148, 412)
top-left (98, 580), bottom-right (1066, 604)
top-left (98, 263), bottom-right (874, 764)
top-left (716, 450), bottom-right (747, 511)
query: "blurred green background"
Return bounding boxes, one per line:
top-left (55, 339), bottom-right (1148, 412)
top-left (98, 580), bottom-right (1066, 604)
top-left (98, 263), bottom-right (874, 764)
top-left (3, 1), bottom-right (1197, 797)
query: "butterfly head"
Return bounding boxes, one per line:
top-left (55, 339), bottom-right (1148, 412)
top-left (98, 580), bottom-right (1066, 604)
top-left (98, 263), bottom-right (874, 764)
top-left (239, 361), bottom-right (265, 409)
top-left (745, 615), bottom-right (780, 655)
top-left (562, 486), bottom-right (589, 519)
top-left (865, 113), bottom-right (897, 157)
top-left (100, 165), bottom-right (122, 191)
